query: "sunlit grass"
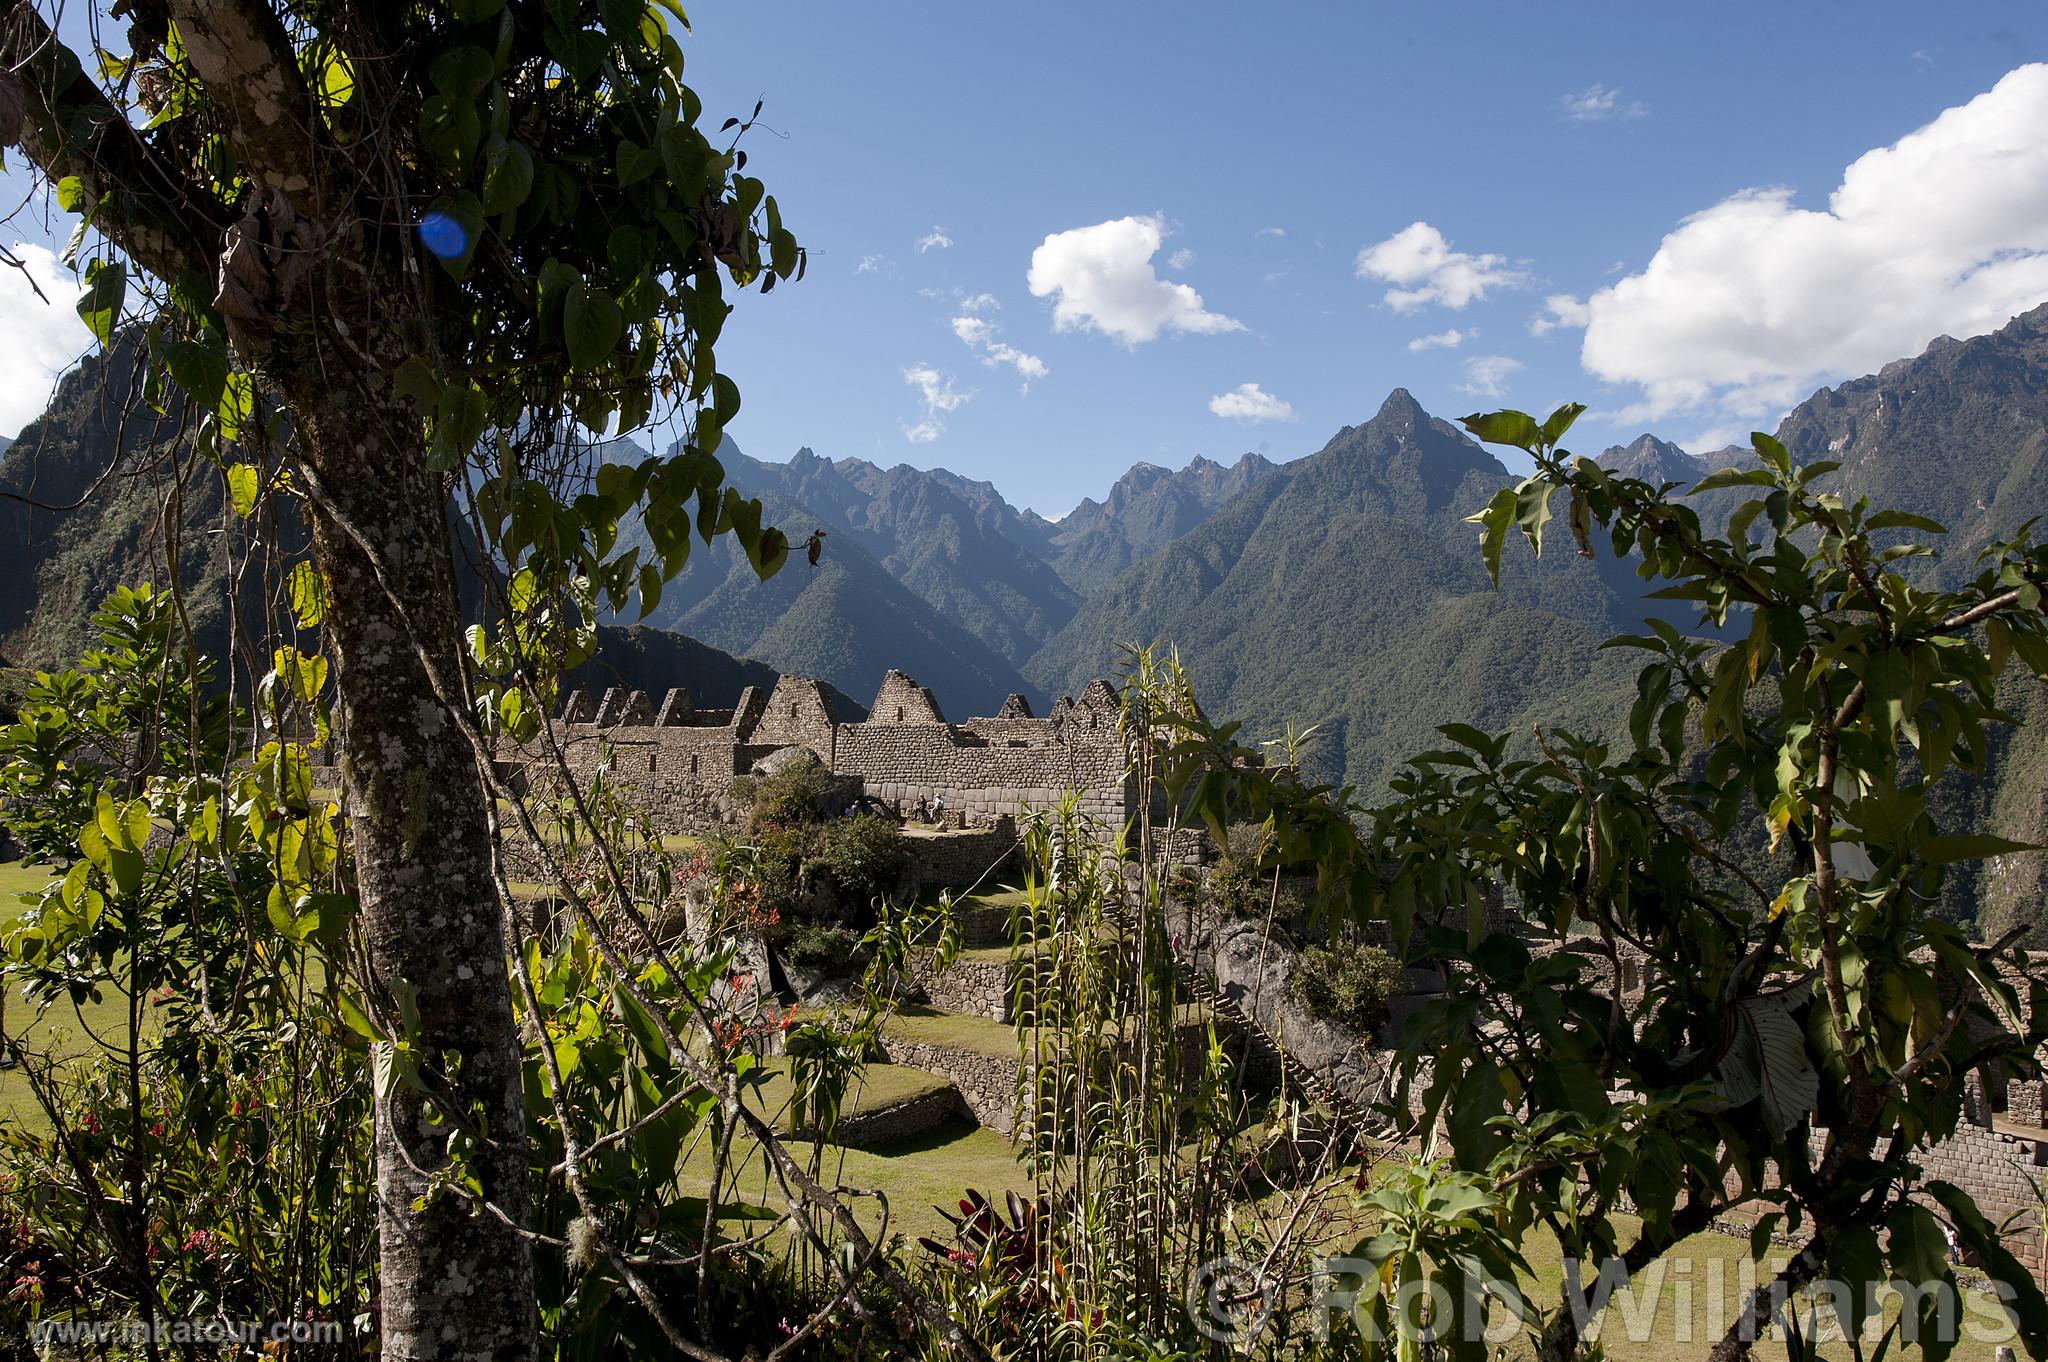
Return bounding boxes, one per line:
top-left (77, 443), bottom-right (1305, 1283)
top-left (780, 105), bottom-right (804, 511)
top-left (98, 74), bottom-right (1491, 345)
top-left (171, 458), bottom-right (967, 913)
top-left (0, 859), bottom-right (150, 1130)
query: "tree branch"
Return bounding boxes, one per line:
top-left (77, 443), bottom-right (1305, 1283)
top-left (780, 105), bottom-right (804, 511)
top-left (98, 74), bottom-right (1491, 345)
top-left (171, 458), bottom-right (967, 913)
top-left (0, 1), bottom-right (226, 278)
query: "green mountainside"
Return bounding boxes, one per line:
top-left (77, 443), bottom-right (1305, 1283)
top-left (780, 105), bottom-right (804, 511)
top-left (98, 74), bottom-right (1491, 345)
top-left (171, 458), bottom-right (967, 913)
top-left (566, 625), bottom-right (866, 720)
top-left (1026, 390), bottom-right (1657, 792)
top-left (0, 345), bottom-right (857, 726)
top-left (1042, 452), bottom-right (1279, 596)
top-left (717, 446), bottom-right (1080, 668)
top-left (6, 306), bottom-right (2046, 932)
top-left (609, 479), bottom-right (1034, 718)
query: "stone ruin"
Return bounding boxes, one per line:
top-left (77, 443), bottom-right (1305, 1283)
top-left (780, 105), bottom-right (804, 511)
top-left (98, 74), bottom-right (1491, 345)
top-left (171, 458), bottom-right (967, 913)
top-left (505, 668), bottom-right (1138, 835)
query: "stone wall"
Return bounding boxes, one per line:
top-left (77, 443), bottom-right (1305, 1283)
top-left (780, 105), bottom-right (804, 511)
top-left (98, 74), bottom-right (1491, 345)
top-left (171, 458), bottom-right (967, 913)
top-left (875, 1036), bottom-right (1024, 1136)
top-left (904, 824), bottom-right (1020, 889)
top-left (817, 1082), bottom-right (967, 1150)
top-left (910, 951), bottom-right (1014, 1023)
top-left (505, 666), bottom-right (1140, 842)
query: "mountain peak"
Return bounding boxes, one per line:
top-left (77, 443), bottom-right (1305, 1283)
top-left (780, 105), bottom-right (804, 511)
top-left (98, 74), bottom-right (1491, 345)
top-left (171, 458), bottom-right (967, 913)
top-left (1375, 388), bottom-right (1428, 424)
top-left (1599, 433), bottom-right (1701, 485)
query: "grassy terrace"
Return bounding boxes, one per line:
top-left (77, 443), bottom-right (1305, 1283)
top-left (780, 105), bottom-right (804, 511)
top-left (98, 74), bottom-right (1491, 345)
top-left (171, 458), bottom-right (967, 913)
top-left (0, 859), bottom-right (151, 1128)
top-left (874, 1004), bottom-right (1018, 1060)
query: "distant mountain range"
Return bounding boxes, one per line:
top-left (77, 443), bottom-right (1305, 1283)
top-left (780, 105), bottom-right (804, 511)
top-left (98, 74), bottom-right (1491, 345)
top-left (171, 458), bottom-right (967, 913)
top-left (4, 305), bottom-right (2045, 932)
top-left (1036, 453), bottom-right (1278, 596)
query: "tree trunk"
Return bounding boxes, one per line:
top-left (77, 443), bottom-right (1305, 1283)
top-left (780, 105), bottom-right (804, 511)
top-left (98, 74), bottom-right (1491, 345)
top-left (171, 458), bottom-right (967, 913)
top-left (288, 362), bottom-right (537, 1361)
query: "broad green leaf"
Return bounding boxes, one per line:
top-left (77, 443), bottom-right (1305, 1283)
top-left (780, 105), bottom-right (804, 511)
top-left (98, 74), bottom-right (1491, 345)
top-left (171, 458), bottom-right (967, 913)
top-left (1918, 833), bottom-right (2040, 864)
top-left (480, 135), bottom-right (535, 215)
top-left (563, 282), bottom-right (623, 371)
top-left (287, 560), bottom-right (326, 627)
top-left (76, 258), bottom-right (125, 344)
top-left (218, 370), bottom-right (255, 442)
top-left (1459, 409), bottom-right (1540, 452)
top-left (226, 463), bottom-right (260, 518)
top-left (160, 338), bottom-right (228, 412)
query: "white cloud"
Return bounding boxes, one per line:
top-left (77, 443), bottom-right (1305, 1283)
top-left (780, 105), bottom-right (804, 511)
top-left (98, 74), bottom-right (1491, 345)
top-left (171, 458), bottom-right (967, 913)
top-left (1458, 355), bottom-right (1524, 399)
top-left (916, 226), bottom-right (954, 253)
top-left (1355, 222), bottom-right (1526, 312)
top-left (1563, 84), bottom-right (1648, 122)
top-left (1166, 247), bottom-right (1195, 270)
top-left (1027, 215), bottom-right (1243, 345)
top-left (901, 364), bottom-right (970, 443)
top-left (1256, 226), bottom-right (1287, 238)
top-left (0, 242), bottom-right (88, 436)
top-left (1407, 328), bottom-right (1470, 352)
top-left (1528, 294), bottom-right (1591, 337)
top-left (1207, 382), bottom-right (1297, 424)
top-left (854, 254), bottom-right (887, 275)
top-left (957, 291), bottom-right (998, 313)
top-left (949, 308), bottom-right (1047, 389)
top-left (1570, 63), bottom-right (2048, 426)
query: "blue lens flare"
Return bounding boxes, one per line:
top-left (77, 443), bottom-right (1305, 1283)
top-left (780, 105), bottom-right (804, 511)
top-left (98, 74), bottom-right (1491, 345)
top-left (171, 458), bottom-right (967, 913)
top-left (418, 212), bottom-right (469, 260)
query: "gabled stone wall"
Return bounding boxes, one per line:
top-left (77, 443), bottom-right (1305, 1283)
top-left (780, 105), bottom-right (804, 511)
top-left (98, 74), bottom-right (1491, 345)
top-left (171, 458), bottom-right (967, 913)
top-left (507, 666), bottom-right (1139, 840)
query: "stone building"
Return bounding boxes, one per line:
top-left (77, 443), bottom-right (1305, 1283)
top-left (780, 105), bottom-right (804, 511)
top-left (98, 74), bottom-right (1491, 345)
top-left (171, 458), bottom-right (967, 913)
top-left (508, 668), bottom-right (1139, 834)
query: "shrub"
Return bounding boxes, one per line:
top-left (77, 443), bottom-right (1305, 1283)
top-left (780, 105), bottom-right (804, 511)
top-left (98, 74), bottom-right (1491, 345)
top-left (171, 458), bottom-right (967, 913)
top-left (784, 922), bottom-right (869, 972)
top-left (1290, 935), bottom-right (1405, 1034)
top-left (747, 759), bottom-right (839, 831)
top-left (814, 814), bottom-right (908, 914)
top-left (1208, 822), bottom-right (1276, 919)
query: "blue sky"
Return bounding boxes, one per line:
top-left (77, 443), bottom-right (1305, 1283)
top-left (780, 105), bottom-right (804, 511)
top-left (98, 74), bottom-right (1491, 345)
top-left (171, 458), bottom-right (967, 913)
top-left (3, 1), bottom-right (2044, 517)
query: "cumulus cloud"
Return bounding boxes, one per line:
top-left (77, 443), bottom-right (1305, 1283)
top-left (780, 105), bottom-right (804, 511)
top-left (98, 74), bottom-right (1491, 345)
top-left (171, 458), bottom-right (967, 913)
top-left (1528, 294), bottom-right (1591, 337)
top-left (1166, 247), bottom-right (1196, 270)
top-left (1560, 63), bottom-right (2048, 426)
top-left (916, 226), bottom-right (954, 253)
top-left (901, 364), bottom-right (970, 443)
top-left (0, 243), bottom-right (88, 436)
top-left (1458, 355), bottom-right (1524, 399)
top-left (854, 254), bottom-right (889, 275)
top-left (1563, 84), bottom-right (1648, 122)
top-left (1408, 328), bottom-right (1471, 352)
top-left (948, 302), bottom-right (1048, 389)
top-left (1355, 222), bottom-right (1526, 311)
top-left (1027, 215), bottom-right (1243, 345)
top-left (1207, 382), bottom-right (1297, 424)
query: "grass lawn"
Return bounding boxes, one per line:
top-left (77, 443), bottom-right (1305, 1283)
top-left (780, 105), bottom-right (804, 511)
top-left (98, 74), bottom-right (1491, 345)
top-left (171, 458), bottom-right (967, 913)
top-left (1506, 1215), bottom-right (2018, 1360)
top-left (677, 1116), bottom-right (1025, 1245)
top-left (877, 1004), bottom-right (1019, 1060)
top-left (739, 1059), bottom-right (952, 1134)
top-left (0, 859), bottom-right (152, 1129)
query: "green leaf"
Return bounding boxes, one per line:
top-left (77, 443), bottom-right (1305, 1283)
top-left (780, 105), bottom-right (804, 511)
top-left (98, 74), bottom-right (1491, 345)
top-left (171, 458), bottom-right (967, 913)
top-left (1539, 401), bottom-right (1587, 447)
top-left (218, 370), bottom-right (254, 442)
top-left (419, 93), bottom-right (482, 176)
top-left (429, 45), bottom-right (496, 99)
top-left (225, 463), bottom-right (260, 518)
top-left (1459, 409), bottom-right (1540, 452)
top-left (1865, 509), bottom-right (1946, 535)
top-left (161, 338), bottom-right (228, 413)
top-left (287, 561), bottom-right (326, 627)
top-left (480, 135), bottom-right (535, 215)
top-left (562, 282), bottom-right (623, 371)
top-left (76, 258), bottom-right (126, 344)
top-left (1514, 475), bottom-right (1554, 557)
top-left (1463, 486), bottom-right (1517, 588)
top-left (1918, 833), bottom-right (2040, 865)
top-left (1689, 468), bottom-right (1776, 493)
top-left (1751, 431), bottom-right (1791, 476)
top-left (432, 383), bottom-right (489, 467)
